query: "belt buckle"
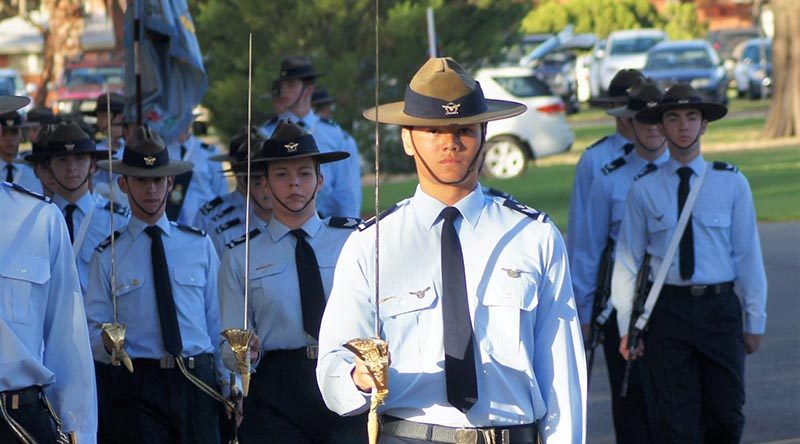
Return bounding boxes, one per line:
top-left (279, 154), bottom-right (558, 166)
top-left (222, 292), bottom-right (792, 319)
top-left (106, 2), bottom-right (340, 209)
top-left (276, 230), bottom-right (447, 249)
top-left (690, 285), bottom-right (706, 297)
top-left (481, 428), bottom-right (498, 444)
top-left (306, 345), bottom-right (319, 360)
top-left (187, 356), bottom-right (195, 369)
top-left (455, 429), bottom-right (478, 444)
top-left (160, 356), bottom-right (175, 369)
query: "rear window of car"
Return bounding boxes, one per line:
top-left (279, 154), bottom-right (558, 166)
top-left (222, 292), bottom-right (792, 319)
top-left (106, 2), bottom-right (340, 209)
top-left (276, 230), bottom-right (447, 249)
top-left (645, 48), bottom-right (716, 70)
top-left (493, 75), bottom-right (552, 98)
top-left (609, 36), bottom-right (664, 56)
top-left (64, 67), bottom-right (124, 87)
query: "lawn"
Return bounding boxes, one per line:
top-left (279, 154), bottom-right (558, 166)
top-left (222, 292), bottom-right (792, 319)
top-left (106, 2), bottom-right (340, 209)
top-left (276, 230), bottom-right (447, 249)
top-left (361, 146), bottom-right (800, 230)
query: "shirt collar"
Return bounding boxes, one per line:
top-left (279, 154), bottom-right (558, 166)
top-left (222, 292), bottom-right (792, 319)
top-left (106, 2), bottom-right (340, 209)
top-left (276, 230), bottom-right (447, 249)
top-left (128, 213), bottom-right (172, 239)
top-left (53, 191), bottom-right (95, 214)
top-left (411, 183), bottom-right (485, 230)
top-left (665, 153), bottom-right (706, 177)
top-left (610, 132), bottom-right (631, 148)
top-left (267, 212), bottom-right (322, 243)
top-left (627, 149), bottom-right (671, 171)
top-left (278, 110), bottom-right (319, 128)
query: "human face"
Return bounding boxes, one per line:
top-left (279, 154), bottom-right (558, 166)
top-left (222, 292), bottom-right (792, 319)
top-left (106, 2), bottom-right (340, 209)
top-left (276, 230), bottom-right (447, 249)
top-left (97, 111), bottom-right (124, 140)
top-left (119, 175), bottom-right (172, 220)
top-left (630, 118), bottom-right (666, 152)
top-left (26, 126), bottom-right (41, 143)
top-left (33, 163), bottom-right (57, 197)
top-left (0, 126), bottom-right (22, 161)
top-left (49, 153), bottom-right (96, 193)
top-left (660, 108), bottom-right (707, 151)
top-left (276, 79), bottom-right (313, 112)
top-left (235, 173), bottom-right (273, 214)
top-left (401, 123), bottom-right (483, 189)
top-left (265, 157), bottom-right (321, 216)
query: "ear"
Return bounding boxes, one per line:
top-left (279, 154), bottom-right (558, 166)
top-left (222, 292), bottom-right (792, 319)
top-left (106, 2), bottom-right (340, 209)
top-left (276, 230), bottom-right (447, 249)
top-left (117, 176), bottom-right (129, 194)
top-left (89, 157), bottom-right (98, 175)
top-left (166, 176), bottom-right (174, 192)
top-left (316, 171), bottom-right (324, 192)
top-left (400, 128), bottom-right (416, 157)
top-left (699, 120), bottom-right (708, 136)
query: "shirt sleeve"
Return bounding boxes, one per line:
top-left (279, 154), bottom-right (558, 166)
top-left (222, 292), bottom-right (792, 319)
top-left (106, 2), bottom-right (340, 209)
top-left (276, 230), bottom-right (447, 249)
top-left (217, 247), bottom-right (256, 373)
top-left (85, 250), bottom-right (114, 364)
top-left (326, 131), bottom-right (362, 218)
top-left (566, 151), bottom-right (594, 261)
top-left (730, 176), bottom-right (767, 334)
top-left (611, 185), bottom-right (648, 336)
top-left (533, 224), bottom-right (587, 443)
top-left (43, 207), bottom-right (98, 444)
top-left (201, 238), bottom-right (226, 383)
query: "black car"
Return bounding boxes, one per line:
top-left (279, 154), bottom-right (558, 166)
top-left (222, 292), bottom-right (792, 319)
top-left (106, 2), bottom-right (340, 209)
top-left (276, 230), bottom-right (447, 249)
top-left (643, 40), bottom-right (728, 105)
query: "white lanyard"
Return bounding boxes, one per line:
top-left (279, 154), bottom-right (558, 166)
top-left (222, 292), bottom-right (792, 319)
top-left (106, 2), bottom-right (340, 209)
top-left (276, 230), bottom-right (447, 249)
top-left (182, 140), bottom-right (195, 161)
top-left (72, 203), bottom-right (97, 259)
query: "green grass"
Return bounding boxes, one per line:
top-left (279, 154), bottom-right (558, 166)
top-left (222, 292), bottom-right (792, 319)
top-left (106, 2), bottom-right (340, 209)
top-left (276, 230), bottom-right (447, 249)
top-left (361, 146), bottom-right (800, 228)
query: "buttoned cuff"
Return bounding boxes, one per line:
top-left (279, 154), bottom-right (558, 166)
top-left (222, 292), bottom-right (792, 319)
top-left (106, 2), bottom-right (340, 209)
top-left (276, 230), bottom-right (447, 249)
top-left (745, 313), bottom-right (767, 335)
top-left (323, 358), bottom-right (370, 416)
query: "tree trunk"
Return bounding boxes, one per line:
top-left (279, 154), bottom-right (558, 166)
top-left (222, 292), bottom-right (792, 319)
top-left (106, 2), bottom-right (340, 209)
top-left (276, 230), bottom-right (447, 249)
top-left (34, 0), bottom-right (84, 107)
top-left (763, 0), bottom-right (800, 138)
top-left (111, 0), bottom-right (126, 56)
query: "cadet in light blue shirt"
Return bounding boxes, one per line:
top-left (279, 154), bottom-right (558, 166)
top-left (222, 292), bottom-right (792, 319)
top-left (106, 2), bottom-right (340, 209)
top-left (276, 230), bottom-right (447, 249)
top-left (1, 110), bottom-right (43, 194)
top-left (259, 56), bottom-right (362, 218)
top-left (317, 58), bottom-right (585, 444)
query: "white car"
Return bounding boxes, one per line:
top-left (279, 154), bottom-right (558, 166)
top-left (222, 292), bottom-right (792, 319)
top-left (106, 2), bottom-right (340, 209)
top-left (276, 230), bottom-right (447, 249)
top-left (594, 29), bottom-right (666, 95)
top-left (474, 66), bottom-right (574, 179)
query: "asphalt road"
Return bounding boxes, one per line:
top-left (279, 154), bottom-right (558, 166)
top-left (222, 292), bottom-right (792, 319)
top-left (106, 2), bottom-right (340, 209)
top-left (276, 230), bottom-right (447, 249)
top-left (586, 222), bottom-right (800, 444)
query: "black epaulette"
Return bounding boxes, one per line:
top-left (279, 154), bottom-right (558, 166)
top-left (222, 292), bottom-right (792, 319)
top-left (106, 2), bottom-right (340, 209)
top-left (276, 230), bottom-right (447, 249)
top-left (328, 216), bottom-right (361, 229)
top-left (358, 202), bottom-right (404, 231)
top-left (211, 205), bottom-right (236, 222)
top-left (199, 196), bottom-right (224, 215)
top-left (225, 228), bottom-right (262, 249)
top-left (502, 198), bottom-right (549, 223)
top-left (483, 186), bottom-right (513, 200)
top-left (602, 156), bottom-right (627, 175)
top-left (95, 230), bottom-right (122, 252)
top-left (712, 161), bottom-right (739, 173)
top-left (102, 201), bottom-right (130, 217)
top-left (172, 222), bottom-right (206, 236)
top-left (6, 182), bottom-right (50, 202)
top-left (200, 142), bottom-right (213, 151)
top-left (622, 142), bottom-right (634, 155)
top-left (319, 117), bottom-right (338, 126)
top-left (215, 218), bottom-right (242, 234)
top-left (634, 164), bottom-right (658, 181)
top-left (586, 135), bottom-right (609, 150)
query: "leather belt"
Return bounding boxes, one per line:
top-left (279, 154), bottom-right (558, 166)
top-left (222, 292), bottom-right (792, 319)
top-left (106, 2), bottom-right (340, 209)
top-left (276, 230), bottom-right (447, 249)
top-left (381, 416), bottom-right (540, 444)
top-left (0, 387), bottom-right (41, 410)
top-left (264, 345), bottom-right (318, 360)
top-left (662, 282), bottom-right (734, 297)
top-left (132, 353), bottom-right (212, 370)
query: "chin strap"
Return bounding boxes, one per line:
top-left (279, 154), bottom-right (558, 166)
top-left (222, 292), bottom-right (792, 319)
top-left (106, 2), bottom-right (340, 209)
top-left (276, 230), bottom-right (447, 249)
top-left (408, 127), bottom-right (486, 186)
top-left (631, 128), bottom-right (666, 154)
top-left (265, 173), bottom-right (318, 215)
top-left (49, 165), bottom-right (92, 193)
top-left (124, 176), bottom-right (169, 217)
top-left (664, 128), bottom-right (702, 152)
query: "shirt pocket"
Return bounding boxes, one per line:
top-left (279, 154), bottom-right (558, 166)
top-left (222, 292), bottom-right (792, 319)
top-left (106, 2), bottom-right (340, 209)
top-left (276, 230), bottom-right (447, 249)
top-left (646, 212), bottom-right (676, 254)
top-left (481, 268), bottom-right (539, 358)
top-left (379, 279), bottom-right (439, 356)
top-left (698, 212), bottom-right (731, 229)
top-left (173, 267), bottom-right (207, 320)
top-left (251, 261), bottom-right (289, 306)
top-left (114, 274), bottom-right (147, 321)
top-left (0, 255), bottom-right (49, 326)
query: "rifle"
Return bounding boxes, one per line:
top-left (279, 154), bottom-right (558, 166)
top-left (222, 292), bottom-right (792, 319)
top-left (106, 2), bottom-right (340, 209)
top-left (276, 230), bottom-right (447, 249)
top-left (586, 238), bottom-right (615, 383)
top-left (621, 253), bottom-right (651, 397)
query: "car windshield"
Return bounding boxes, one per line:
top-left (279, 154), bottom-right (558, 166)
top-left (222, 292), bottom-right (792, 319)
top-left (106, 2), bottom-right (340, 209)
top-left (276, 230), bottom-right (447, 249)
top-left (609, 36), bottom-right (664, 55)
top-left (64, 67), bottom-right (123, 87)
top-left (493, 75), bottom-right (552, 97)
top-left (0, 78), bottom-right (14, 95)
top-left (743, 44), bottom-right (772, 63)
top-left (645, 48), bottom-right (715, 70)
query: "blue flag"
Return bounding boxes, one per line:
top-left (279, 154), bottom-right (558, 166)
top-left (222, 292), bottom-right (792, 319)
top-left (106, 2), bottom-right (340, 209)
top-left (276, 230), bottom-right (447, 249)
top-left (124, 0), bottom-right (207, 142)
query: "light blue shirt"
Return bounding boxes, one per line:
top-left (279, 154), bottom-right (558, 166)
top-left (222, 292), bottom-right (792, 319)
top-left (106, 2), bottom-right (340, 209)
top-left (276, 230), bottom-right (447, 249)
top-left (192, 190), bottom-right (245, 233)
top-left (316, 185), bottom-right (585, 442)
top-left (218, 214), bottom-right (356, 371)
top-left (3, 158), bottom-right (42, 194)
top-left (167, 136), bottom-right (229, 225)
top-left (611, 155), bottom-right (768, 336)
top-left (208, 209), bottom-right (270, 257)
top-left (85, 214), bottom-right (225, 379)
top-left (570, 150), bottom-right (669, 324)
top-left (0, 182), bottom-right (97, 444)
top-left (566, 133), bottom-right (630, 261)
top-left (53, 192), bottom-right (129, 295)
top-left (260, 111), bottom-right (362, 218)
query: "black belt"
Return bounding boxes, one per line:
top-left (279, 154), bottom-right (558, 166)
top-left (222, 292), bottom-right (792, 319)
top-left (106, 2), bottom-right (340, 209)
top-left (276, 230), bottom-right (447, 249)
top-left (132, 353), bottom-right (213, 370)
top-left (0, 387), bottom-right (41, 410)
top-left (264, 345), bottom-right (319, 360)
top-left (381, 416), bottom-right (539, 444)
top-left (661, 282), bottom-right (734, 297)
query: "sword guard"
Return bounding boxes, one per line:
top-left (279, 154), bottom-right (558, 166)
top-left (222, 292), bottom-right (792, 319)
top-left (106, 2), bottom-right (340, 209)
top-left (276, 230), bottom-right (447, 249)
top-left (100, 322), bottom-right (134, 373)
top-left (221, 328), bottom-right (255, 396)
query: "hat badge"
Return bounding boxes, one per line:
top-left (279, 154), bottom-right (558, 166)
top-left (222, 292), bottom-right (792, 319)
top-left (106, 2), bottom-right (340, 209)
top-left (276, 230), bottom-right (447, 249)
top-left (442, 102), bottom-right (461, 116)
top-left (65, 143), bottom-right (75, 151)
top-left (284, 142), bottom-right (299, 152)
top-left (5, 119), bottom-right (13, 126)
top-left (647, 101), bottom-right (658, 108)
top-left (678, 98), bottom-right (690, 104)
top-left (144, 156), bottom-right (156, 166)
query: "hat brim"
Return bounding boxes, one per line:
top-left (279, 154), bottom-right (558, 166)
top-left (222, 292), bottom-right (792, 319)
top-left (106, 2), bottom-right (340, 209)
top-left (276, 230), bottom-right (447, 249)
top-left (606, 106), bottom-right (637, 118)
top-left (362, 99), bottom-right (526, 126)
top-left (241, 151), bottom-right (350, 168)
top-left (16, 156), bottom-right (36, 165)
top-left (0, 96), bottom-right (30, 114)
top-left (98, 159), bottom-right (194, 177)
top-left (636, 102), bottom-right (728, 124)
top-left (588, 96), bottom-right (629, 107)
top-left (208, 153), bottom-right (236, 162)
top-left (277, 72), bottom-right (325, 82)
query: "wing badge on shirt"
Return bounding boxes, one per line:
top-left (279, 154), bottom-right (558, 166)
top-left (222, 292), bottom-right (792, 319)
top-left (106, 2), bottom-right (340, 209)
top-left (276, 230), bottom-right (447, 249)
top-left (654, 214), bottom-right (664, 222)
top-left (255, 263), bottom-right (273, 271)
top-left (409, 287), bottom-right (431, 299)
top-left (502, 268), bottom-right (522, 278)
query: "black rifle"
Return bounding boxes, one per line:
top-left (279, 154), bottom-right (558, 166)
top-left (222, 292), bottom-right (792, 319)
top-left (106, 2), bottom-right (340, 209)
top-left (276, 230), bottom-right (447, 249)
top-left (621, 253), bottom-right (651, 397)
top-left (586, 238), bottom-right (615, 384)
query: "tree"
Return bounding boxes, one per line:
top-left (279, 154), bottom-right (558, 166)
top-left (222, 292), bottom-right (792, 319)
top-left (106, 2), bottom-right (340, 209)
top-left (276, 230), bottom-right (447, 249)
top-left (763, 0), bottom-right (799, 138)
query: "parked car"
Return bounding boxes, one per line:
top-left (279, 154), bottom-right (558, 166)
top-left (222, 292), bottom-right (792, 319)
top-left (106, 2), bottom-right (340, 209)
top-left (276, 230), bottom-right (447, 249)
top-left (643, 40), bottom-right (728, 105)
top-left (473, 66), bottom-right (574, 179)
top-left (734, 38), bottom-right (772, 99)
top-left (54, 59), bottom-right (124, 116)
top-left (593, 29), bottom-right (666, 97)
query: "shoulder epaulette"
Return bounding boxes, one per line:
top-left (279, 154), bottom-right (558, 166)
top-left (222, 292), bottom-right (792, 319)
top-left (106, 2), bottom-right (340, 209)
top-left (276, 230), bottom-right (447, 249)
top-left (6, 182), bottom-right (50, 202)
top-left (358, 202), bottom-right (404, 231)
top-left (634, 163), bottom-right (658, 181)
top-left (199, 196), bottom-right (224, 215)
top-left (173, 222), bottom-right (206, 236)
top-left (328, 216), bottom-right (361, 229)
top-left (602, 156), bottom-right (627, 175)
top-left (483, 186), bottom-right (513, 200)
top-left (319, 117), bottom-right (337, 126)
top-left (211, 205), bottom-right (236, 222)
top-left (200, 142), bottom-right (213, 151)
top-left (712, 161), bottom-right (739, 173)
top-left (225, 228), bottom-right (262, 249)
top-left (215, 218), bottom-right (242, 234)
top-left (622, 142), bottom-right (634, 155)
top-left (586, 135), bottom-right (609, 150)
top-left (102, 201), bottom-right (130, 217)
top-left (95, 230), bottom-right (122, 252)
top-left (502, 198), bottom-right (549, 223)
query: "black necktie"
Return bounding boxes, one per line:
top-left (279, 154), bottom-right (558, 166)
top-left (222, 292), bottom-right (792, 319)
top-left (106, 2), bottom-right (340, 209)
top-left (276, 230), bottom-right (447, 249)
top-left (440, 207), bottom-right (478, 412)
top-left (179, 144), bottom-right (187, 159)
top-left (5, 164), bottom-right (13, 183)
top-left (295, 120), bottom-right (306, 128)
top-left (677, 167), bottom-right (695, 280)
top-left (290, 229), bottom-right (326, 340)
top-left (144, 226), bottom-right (184, 356)
top-left (64, 204), bottom-right (78, 243)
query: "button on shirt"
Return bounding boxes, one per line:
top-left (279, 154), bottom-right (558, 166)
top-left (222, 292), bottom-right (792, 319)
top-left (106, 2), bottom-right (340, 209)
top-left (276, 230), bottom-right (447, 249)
top-left (167, 136), bottom-right (229, 225)
top-left (85, 214), bottom-right (224, 377)
top-left (0, 183), bottom-right (97, 443)
top-left (316, 185), bottom-right (585, 442)
top-left (260, 111), bottom-right (362, 218)
top-left (53, 192), bottom-right (129, 294)
top-left (1, 158), bottom-right (42, 194)
top-left (571, 150), bottom-right (670, 324)
top-left (611, 155), bottom-right (767, 336)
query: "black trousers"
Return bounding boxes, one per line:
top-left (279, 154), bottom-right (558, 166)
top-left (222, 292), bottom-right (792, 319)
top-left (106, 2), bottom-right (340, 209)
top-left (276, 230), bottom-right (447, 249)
top-left (109, 354), bottom-right (221, 444)
top-left (602, 313), bottom-right (657, 444)
top-left (0, 387), bottom-right (58, 444)
top-left (96, 361), bottom-right (113, 444)
top-left (239, 348), bottom-right (367, 444)
top-left (645, 287), bottom-right (745, 444)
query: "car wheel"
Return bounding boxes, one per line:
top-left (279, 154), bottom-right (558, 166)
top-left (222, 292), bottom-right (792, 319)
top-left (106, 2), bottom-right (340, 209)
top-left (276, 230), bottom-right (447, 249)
top-left (483, 136), bottom-right (528, 179)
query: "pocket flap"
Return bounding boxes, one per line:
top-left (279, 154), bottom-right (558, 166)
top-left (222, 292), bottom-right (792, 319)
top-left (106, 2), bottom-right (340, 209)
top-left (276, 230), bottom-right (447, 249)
top-left (1, 256), bottom-right (50, 284)
top-left (250, 261), bottom-right (288, 279)
top-left (114, 275), bottom-right (145, 296)
top-left (380, 282), bottom-right (438, 318)
top-left (174, 268), bottom-right (206, 287)
top-left (647, 214), bottom-right (675, 233)
top-left (484, 268), bottom-right (538, 311)
top-left (700, 212), bottom-right (731, 228)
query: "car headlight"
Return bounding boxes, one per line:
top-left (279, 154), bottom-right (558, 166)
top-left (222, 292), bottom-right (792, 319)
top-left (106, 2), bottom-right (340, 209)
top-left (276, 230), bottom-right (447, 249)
top-left (691, 78), bottom-right (711, 88)
top-left (56, 101), bottom-right (74, 114)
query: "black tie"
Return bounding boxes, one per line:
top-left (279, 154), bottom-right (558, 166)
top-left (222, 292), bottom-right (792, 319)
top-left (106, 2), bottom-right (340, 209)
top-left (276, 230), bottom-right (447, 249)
top-left (179, 144), bottom-right (187, 159)
top-left (677, 167), bottom-right (695, 280)
top-left (144, 226), bottom-right (184, 356)
top-left (440, 207), bottom-right (478, 412)
top-left (295, 120), bottom-right (306, 128)
top-left (290, 229), bottom-right (326, 340)
top-left (5, 164), bottom-right (13, 183)
top-left (64, 204), bottom-right (78, 243)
